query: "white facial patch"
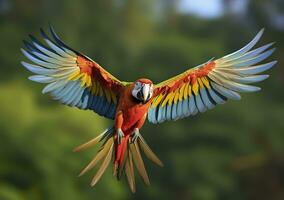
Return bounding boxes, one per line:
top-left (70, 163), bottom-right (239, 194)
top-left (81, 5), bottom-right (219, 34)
top-left (132, 82), bottom-right (153, 102)
top-left (132, 82), bottom-right (142, 98)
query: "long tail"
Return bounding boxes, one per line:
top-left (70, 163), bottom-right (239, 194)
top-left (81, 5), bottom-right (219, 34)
top-left (73, 126), bottom-right (163, 193)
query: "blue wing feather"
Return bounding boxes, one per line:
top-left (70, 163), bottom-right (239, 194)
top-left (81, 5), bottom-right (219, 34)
top-left (21, 27), bottom-right (119, 120)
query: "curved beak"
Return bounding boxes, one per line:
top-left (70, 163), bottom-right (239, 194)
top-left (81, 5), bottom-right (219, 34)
top-left (142, 84), bottom-right (151, 102)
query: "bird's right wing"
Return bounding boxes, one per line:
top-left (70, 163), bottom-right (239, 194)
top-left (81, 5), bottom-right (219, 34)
top-left (148, 29), bottom-right (276, 124)
top-left (21, 26), bottom-right (131, 119)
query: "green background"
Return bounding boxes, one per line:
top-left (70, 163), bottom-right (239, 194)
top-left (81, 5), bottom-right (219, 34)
top-left (0, 0), bottom-right (283, 199)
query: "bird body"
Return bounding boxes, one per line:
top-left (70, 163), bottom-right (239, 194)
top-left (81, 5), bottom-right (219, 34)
top-left (21, 26), bottom-right (276, 193)
top-left (113, 79), bottom-right (154, 182)
top-left (116, 80), bottom-right (152, 132)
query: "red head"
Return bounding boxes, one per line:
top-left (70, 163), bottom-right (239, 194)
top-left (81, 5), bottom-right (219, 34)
top-left (132, 78), bottom-right (153, 103)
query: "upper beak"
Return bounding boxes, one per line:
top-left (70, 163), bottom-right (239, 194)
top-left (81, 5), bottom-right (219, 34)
top-left (142, 84), bottom-right (150, 102)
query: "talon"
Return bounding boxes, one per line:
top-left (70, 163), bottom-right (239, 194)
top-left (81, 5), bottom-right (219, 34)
top-left (117, 129), bottom-right (124, 144)
top-left (131, 128), bottom-right (140, 143)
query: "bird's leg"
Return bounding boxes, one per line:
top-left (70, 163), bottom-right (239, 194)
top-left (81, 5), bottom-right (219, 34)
top-left (117, 128), bottom-right (124, 144)
top-left (131, 114), bottom-right (147, 143)
top-left (131, 128), bottom-right (141, 143)
top-left (115, 111), bottom-right (124, 144)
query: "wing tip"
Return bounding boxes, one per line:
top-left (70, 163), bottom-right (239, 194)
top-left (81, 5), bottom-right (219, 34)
top-left (20, 48), bottom-right (26, 54)
top-left (28, 75), bottom-right (36, 82)
top-left (39, 27), bottom-right (48, 39)
top-left (270, 60), bottom-right (278, 67)
top-left (253, 86), bottom-right (262, 92)
top-left (269, 60), bottom-right (278, 70)
top-left (254, 28), bottom-right (265, 41)
top-left (42, 86), bottom-right (50, 94)
top-left (270, 47), bottom-right (276, 53)
top-left (20, 61), bottom-right (29, 71)
top-left (261, 74), bottom-right (270, 81)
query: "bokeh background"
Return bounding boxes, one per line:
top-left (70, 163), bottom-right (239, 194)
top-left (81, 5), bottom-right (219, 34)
top-left (0, 0), bottom-right (284, 199)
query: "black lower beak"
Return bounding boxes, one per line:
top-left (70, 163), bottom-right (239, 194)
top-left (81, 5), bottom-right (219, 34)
top-left (137, 90), bottom-right (143, 101)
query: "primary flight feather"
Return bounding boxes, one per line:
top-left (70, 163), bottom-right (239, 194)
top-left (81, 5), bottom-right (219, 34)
top-left (21, 26), bottom-right (276, 193)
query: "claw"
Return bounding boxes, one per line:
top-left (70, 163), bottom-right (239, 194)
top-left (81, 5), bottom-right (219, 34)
top-left (131, 128), bottom-right (140, 143)
top-left (117, 128), bottom-right (124, 144)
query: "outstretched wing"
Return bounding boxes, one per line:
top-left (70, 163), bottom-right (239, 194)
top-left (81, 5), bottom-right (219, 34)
top-left (21, 26), bottom-right (129, 119)
top-left (148, 29), bottom-right (276, 124)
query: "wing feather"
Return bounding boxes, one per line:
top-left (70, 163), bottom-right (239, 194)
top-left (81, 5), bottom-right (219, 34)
top-left (21, 26), bottom-right (129, 119)
top-left (148, 29), bottom-right (276, 124)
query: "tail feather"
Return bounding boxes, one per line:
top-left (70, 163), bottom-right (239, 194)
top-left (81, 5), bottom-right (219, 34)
top-left (73, 127), bottom-right (114, 152)
top-left (91, 140), bottom-right (114, 186)
top-left (74, 126), bottom-right (163, 193)
top-left (125, 148), bottom-right (136, 192)
top-left (78, 136), bottom-right (113, 176)
top-left (137, 137), bottom-right (164, 167)
top-left (130, 141), bottom-right (150, 185)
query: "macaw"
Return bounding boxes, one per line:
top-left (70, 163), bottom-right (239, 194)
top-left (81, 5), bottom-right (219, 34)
top-left (21, 26), bottom-right (276, 193)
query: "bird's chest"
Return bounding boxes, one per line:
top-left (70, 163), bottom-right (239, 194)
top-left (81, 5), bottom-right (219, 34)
top-left (117, 94), bottom-right (151, 131)
top-left (123, 104), bottom-right (147, 121)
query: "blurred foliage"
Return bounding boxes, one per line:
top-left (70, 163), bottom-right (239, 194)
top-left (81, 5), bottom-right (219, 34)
top-left (0, 0), bottom-right (284, 200)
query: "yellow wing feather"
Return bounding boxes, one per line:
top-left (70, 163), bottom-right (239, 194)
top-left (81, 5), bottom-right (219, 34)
top-left (148, 29), bottom-right (276, 124)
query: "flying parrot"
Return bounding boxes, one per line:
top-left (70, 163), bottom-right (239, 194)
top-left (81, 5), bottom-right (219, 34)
top-left (21, 26), bottom-right (276, 193)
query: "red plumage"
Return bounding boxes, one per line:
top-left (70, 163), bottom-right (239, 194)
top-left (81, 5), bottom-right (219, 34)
top-left (113, 80), bottom-right (153, 175)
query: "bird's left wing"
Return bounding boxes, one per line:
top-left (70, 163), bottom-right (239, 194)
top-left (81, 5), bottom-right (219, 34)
top-left (21, 26), bottom-right (130, 119)
top-left (148, 29), bottom-right (276, 124)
